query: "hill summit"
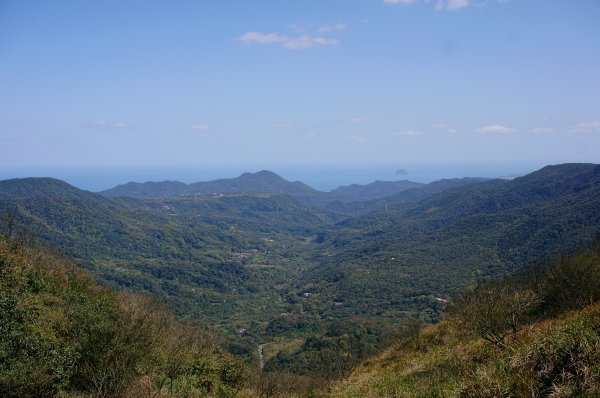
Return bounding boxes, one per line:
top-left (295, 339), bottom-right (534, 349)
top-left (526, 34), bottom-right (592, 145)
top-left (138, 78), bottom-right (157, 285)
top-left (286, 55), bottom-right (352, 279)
top-left (100, 170), bottom-right (318, 198)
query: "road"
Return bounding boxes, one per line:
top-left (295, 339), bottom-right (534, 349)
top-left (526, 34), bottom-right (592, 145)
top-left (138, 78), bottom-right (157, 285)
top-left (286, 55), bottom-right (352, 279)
top-left (257, 344), bottom-right (266, 369)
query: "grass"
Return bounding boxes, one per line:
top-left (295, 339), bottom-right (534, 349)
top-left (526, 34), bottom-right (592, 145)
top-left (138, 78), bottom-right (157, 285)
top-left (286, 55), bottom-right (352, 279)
top-left (263, 338), bottom-right (306, 363)
top-left (323, 304), bottom-right (600, 398)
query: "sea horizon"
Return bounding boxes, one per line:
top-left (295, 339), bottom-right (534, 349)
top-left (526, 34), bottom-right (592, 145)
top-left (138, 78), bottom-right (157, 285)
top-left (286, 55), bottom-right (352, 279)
top-left (0, 161), bottom-right (559, 193)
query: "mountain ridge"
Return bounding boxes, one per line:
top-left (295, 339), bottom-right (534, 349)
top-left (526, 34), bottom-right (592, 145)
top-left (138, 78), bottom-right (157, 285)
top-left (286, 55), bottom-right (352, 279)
top-left (99, 170), bottom-right (490, 206)
top-left (100, 170), bottom-right (319, 198)
top-left (1, 163), bottom-right (599, 378)
top-left (296, 163), bottom-right (600, 328)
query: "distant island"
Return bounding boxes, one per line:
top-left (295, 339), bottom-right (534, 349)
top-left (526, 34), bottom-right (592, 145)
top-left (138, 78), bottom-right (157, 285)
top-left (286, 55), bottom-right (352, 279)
top-left (395, 168), bottom-right (408, 176)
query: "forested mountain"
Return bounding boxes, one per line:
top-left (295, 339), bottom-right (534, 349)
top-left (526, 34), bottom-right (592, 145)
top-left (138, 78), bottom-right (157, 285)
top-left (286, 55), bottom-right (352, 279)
top-left (1, 163), bottom-right (599, 382)
top-left (99, 170), bottom-right (479, 207)
top-left (0, 177), bottom-right (334, 346)
top-left (324, 177), bottom-right (488, 215)
top-left (3, 225), bottom-right (599, 397)
top-left (300, 164), bottom-right (600, 322)
top-left (101, 180), bottom-right (190, 197)
top-left (328, 180), bottom-right (423, 201)
top-left (101, 170), bottom-right (320, 200)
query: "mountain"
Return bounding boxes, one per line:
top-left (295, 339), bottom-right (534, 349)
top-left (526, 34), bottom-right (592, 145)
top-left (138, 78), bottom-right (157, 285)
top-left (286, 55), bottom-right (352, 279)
top-left (263, 165), bottom-right (600, 376)
top-left (297, 164), bottom-right (600, 326)
top-left (1, 163), bottom-right (599, 381)
top-left (0, 177), bottom-right (334, 349)
top-left (0, 177), bottom-right (149, 251)
top-left (324, 177), bottom-right (488, 215)
top-left (4, 211), bottom-right (598, 397)
top-left (188, 170), bottom-right (316, 196)
top-left (101, 170), bottom-right (321, 201)
top-left (386, 177), bottom-right (490, 204)
top-left (100, 171), bottom-right (487, 208)
top-left (329, 180), bottom-right (424, 202)
top-left (100, 180), bottom-right (189, 197)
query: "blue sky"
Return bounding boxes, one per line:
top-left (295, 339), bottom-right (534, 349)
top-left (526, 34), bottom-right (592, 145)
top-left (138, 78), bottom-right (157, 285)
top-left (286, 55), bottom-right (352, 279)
top-left (1, 0), bottom-right (599, 171)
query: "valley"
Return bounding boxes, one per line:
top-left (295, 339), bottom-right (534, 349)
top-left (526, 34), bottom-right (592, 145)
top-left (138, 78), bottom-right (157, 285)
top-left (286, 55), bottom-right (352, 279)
top-left (1, 163), bottom-right (599, 380)
top-left (4, 1), bottom-right (599, 395)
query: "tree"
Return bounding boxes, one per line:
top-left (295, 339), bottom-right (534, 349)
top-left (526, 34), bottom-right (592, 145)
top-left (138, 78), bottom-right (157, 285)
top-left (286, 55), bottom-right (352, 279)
top-left (451, 284), bottom-right (539, 349)
top-left (542, 248), bottom-right (600, 313)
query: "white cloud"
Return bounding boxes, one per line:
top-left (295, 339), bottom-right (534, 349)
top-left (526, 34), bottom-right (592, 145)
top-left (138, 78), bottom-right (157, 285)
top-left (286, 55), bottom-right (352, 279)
top-left (390, 130), bottom-right (421, 137)
top-left (532, 127), bottom-right (554, 134)
top-left (191, 124), bottom-right (210, 131)
top-left (238, 32), bottom-right (284, 45)
top-left (318, 24), bottom-right (346, 34)
top-left (436, 0), bottom-right (469, 10)
top-left (347, 117), bottom-right (367, 124)
top-left (477, 124), bottom-right (516, 134)
top-left (237, 31), bottom-right (338, 49)
top-left (570, 122), bottom-right (600, 134)
top-left (448, 0), bottom-right (469, 10)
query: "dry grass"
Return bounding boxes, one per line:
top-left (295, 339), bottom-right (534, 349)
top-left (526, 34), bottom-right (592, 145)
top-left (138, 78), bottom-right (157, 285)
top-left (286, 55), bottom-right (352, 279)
top-left (324, 305), bottom-right (600, 398)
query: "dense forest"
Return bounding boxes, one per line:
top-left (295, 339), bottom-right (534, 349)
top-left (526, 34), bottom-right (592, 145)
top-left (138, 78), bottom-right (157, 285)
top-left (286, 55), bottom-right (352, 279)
top-left (0, 235), bottom-right (249, 397)
top-left (2, 224), bottom-right (599, 397)
top-left (1, 163), bottom-right (599, 395)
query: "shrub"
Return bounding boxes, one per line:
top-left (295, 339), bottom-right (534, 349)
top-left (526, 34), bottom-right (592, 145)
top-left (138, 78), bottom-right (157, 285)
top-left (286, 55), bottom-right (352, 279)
top-left (451, 284), bottom-right (540, 349)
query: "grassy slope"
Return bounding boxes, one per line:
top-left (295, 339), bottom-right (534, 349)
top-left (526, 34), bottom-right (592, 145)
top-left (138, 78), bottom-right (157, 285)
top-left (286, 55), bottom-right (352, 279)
top-left (325, 244), bottom-right (600, 398)
top-left (327, 305), bottom-right (600, 398)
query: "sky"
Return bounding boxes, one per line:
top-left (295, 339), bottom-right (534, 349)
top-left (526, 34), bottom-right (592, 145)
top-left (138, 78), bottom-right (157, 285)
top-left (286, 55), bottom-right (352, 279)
top-left (1, 0), bottom-right (599, 176)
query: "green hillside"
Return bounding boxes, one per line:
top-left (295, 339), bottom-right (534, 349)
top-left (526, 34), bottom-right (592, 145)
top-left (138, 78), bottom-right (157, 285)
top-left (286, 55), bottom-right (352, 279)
top-left (0, 178), bottom-right (334, 352)
top-left (328, 180), bottom-right (424, 202)
top-left (101, 170), bottom-right (322, 202)
top-left (254, 164), bottom-right (600, 377)
top-left (1, 163), bottom-right (599, 380)
top-left (3, 229), bottom-right (599, 397)
top-left (324, 243), bottom-right (600, 398)
top-left (299, 164), bottom-right (600, 323)
top-left (0, 236), bottom-right (250, 398)
top-left (324, 177), bottom-right (488, 215)
top-left (100, 170), bottom-right (466, 207)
